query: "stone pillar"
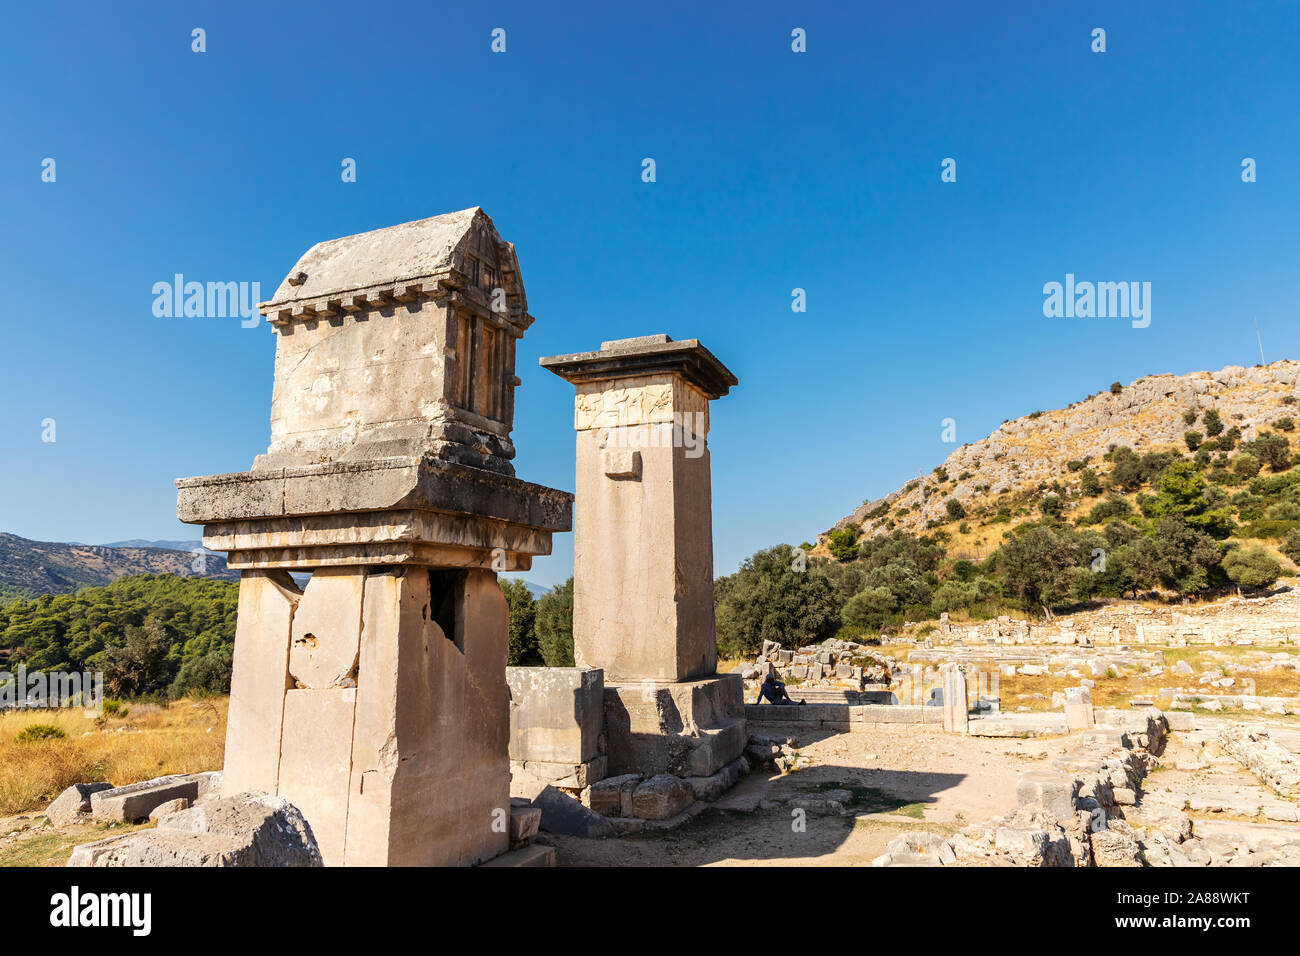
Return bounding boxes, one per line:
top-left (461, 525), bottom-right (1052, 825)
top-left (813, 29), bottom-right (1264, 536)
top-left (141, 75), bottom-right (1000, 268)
top-left (177, 209), bottom-right (572, 866)
top-left (1064, 686), bottom-right (1095, 731)
top-left (541, 336), bottom-right (747, 779)
top-left (942, 667), bottom-right (969, 734)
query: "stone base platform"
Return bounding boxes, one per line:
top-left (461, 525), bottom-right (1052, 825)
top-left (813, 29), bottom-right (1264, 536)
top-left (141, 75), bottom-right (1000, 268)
top-left (604, 674), bottom-right (747, 778)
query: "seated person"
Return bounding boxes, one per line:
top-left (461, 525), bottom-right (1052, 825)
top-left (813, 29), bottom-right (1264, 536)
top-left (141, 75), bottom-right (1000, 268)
top-left (755, 673), bottom-right (805, 705)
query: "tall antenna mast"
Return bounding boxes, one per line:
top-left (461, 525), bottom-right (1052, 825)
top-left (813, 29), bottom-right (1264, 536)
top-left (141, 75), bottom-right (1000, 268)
top-left (1255, 316), bottom-right (1265, 365)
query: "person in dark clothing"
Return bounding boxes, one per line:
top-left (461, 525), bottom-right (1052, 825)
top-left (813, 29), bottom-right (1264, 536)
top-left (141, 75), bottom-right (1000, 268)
top-left (755, 673), bottom-right (805, 705)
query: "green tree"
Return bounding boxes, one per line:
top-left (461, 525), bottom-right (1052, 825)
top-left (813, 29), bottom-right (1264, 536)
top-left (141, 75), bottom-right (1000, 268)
top-left (996, 525), bottom-right (1082, 616)
top-left (535, 578), bottom-right (574, 666)
top-left (714, 546), bottom-right (840, 657)
top-left (1040, 494), bottom-right (1064, 519)
top-left (500, 578), bottom-right (539, 665)
top-left (840, 586), bottom-right (896, 630)
top-left (1079, 468), bottom-right (1101, 497)
top-left (1283, 528), bottom-right (1300, 566)
top-left (1222, 546), bottom-right (1282, 591)
top-left (1247, 432), bottom-right (1291, 472)
top-left (826, 523), bottom-right (861, 562)
top-left (99, 616), bottom-right (173, 697)
top-left (1184, 430), bottom-right (1203, 452)
top-left (945, 498), bottom-right (966, 521)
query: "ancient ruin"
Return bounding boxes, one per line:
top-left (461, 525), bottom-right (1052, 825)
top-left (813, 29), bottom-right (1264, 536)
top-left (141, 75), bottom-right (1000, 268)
top-left (175, 208), bottom-right (572, 866)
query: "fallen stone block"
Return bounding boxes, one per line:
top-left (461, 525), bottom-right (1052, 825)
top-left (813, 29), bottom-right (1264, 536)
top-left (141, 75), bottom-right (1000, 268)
top-left (994, 827), bottom-right (1050, 865)
top-left (1016, 771), bottom-right (1082, 822)
top-left (509, 805), bottom-right (541, 848)
top-left (148, 798), bottom-right (190, 823)
top-left (533, 786), bottom-right (614, 838)
top-left (90, 776), bottom-right (200, 824)
top-left (631, 774), bottom-right (694, 820)
top-left (481, 844), bottom-right (556, 867)
top-left (70, 792), bottom-right (321, 867)
top-left (586, 773), bottom-right (642, 817)
top-left (46, 783), bottom-right (114, 827)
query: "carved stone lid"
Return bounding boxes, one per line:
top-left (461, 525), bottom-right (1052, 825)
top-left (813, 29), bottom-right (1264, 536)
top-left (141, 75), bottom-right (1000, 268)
top-left (259, 207), bottom-right (528, 326)
top-left (540, 335), bottom-right (738, 399)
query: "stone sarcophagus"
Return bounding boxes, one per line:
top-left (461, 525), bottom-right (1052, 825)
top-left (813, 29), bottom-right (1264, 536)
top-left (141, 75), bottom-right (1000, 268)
top-left (177, 208), bottom-right (571, 866)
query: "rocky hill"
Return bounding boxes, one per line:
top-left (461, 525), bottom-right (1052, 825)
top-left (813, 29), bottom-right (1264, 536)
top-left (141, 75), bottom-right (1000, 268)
top-left (827, 360), bottom-right (1300, 554)
top-left (0, 532), bottom-right (238, 602)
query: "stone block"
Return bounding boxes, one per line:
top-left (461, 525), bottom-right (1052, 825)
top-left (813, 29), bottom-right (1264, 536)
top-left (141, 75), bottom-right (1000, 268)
top-left (587, 773), bottom-right (643, 817)
top-left (533, 785), bottom-right (614, 837)
top-left (1065, 686), bottom-right (1095, 731)
top-left (46, 783), bottom-right (113, 827)
top-left (506, 666), bottom-right (604, 765)
top-left (288, 568), bottom-right (363, 688)
top-left (149, 798), bottom-right (190, 823)
top-left (74, 792), bottom-right (322, 867)
top-left (1016, 770), bottom-right (1083, 823)
top-left (91, 776), bottom-right (201, 824)
top-left (277, 687), bottom-right (356, 865)
top-left (631, 774), bottom-right (694, 821)
top-left (509, 805), bottom-right (542, 848)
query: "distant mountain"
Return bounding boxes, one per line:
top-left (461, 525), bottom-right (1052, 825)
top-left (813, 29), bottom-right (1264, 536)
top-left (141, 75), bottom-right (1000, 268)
top-left (0, 532), bottom-right (238, 603)
top-left (500, 577), bottom-right (551, 600)
top-left (100, 539), bottom-right (202, 552)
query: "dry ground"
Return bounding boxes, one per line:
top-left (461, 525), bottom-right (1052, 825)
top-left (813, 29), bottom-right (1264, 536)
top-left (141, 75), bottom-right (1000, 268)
top-left (0, 698), bottom-right (226, 817)
top-left (548, 723), bottom-right (1076, 866)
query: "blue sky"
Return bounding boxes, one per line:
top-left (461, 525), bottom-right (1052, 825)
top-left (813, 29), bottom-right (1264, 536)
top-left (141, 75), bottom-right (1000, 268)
top-left (2, 1), bottom-right (1298, 587)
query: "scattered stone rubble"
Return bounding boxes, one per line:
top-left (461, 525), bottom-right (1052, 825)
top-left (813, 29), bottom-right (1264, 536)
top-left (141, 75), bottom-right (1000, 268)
top-left (741, 638), bottom-right (890, 696)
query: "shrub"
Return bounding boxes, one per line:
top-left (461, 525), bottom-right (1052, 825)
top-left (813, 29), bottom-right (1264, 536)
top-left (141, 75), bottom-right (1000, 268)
top-left (1183, 409), bottom-right (1198, 426)
top-left (933, 466), bottom-right (949, 482)
top-left (1283, 528), bottom-right (1300, 566)
top-left (1233, 453), bottom-right (1262, 478)
top-left (945, 498), bottom-right (966, 521)
top-left (1202, 408), bottom-right (1223, 437)
top-left (1184, 431), bottom-right (1203, 452)
top-left (1040, 494), bottom-right (1064, 518)
top-left (1276, 417), bottom-right (1296, 433)
top-left (1079, 468), bottom-right (1101, 496)
top-left (1109, 382), bottom-right (1122, 395)
top-left (15, 724), bottom-right (65, 744)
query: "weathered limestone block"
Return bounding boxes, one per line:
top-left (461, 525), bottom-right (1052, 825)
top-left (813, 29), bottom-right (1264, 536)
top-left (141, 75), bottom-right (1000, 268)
top-left (603, 675), bottom-right (746, 777)
top-left (506, 666), bottom-right (604, 765)
top-left (587, 773), bottom-right (643, 817)
top-left (278, 686), bottom-right (356, 865)
top-left (631, 774), bottom-right (694, 820)
top-left (221, 570), bottom-right (301, 797)
top-left (1065, 686), bottom-right (1095, 731)
top-left (71, 793), bottom-right (322, 867)
top-left (345, 568), bottom-right (511, 867)
top-left (288, 568), bottom-right (363, 688)
top-left (942, 667), bottom-right (969, 734)
top-left (91, 776), bottom-right (200, 824)
top-left (46, 783), bottom-right (113, 827)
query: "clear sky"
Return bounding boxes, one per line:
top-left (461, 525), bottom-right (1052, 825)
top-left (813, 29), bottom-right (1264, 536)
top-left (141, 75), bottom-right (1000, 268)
top-left (2, 1), bottom-right (1298, 587)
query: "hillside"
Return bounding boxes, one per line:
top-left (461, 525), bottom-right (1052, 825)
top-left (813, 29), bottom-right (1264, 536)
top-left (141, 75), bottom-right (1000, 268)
top-left (0, 532), bottom-right (237, 603)
top-left (827, 360), bottom-right (1300, 557)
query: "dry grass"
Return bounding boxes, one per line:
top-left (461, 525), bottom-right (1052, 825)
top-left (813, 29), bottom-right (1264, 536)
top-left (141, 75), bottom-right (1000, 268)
top-left (0, 697), bottom-right (227, 816)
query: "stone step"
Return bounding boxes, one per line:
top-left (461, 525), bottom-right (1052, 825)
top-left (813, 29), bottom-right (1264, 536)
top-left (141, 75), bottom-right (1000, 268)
top-left (481, 844), bottom-right (556, 867)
